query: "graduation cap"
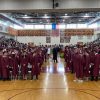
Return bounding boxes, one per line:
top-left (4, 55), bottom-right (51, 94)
top-left (84, 46), bottom-right (88, 49)
top-left (12, 52), bottom-right (15, 55)
top-left (3, 49), bottom-right (6, 52)
top-left (2, 49), bottom-right (7, 54)
top-left (74, 47), bottom-right (77, 49)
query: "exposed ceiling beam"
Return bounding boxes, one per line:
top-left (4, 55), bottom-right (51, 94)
top-left (88, 17), bottom-right (100, 25)
top-left (0, 13), bottom-right (23, 27)
top-left (53, 0), bottom-right (55, 9)
top-left (0, 8), bottom-right (99, 13)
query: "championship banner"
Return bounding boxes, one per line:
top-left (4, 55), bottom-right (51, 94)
top-left (60, 36), bottom-right (64, 43)
top-left (60, 36), bottom-right (71, 43)
top-left (46, 36), bottom-right (51, 43)
top-left (64, 36), bottom-right (71, 43)
top-left (45, 30), bottom-right (51, 36)
top-left (60, 30), bottom-right (65, 36)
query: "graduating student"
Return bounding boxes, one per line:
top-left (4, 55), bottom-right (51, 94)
top-left (67, 49), bottom-right (72, 71)
top-left (69, 49), bottom-right (75, 73)
top-left (64, 47), bottom-right (71, 71)
top-left (44, 47), bottom-right (47, 62)
top-left (73, 48), bottom-right (84, 82)
top-left (8, 51), bottom-right (13, 79)
top-left (1, 50), bottom-right (9, 81)
top-left (89, 50), bottom-right (95, 81)
top-left (20, 51), bottom-right (29, 80)
top-left (47, 46), bottom-right (51, 59)
top-left (64, 46), bottom-right (68, 65)
top-left (0, 51), bottom-right (2, 79)
top-left (41, 49), bottom-right (45, 63)
top-left (30, 52), bottom-right (34, 77)
top-left (53, 46), bottom-right (58, 63)
top-left (93, 51), bottom-right (100, 81)
top-left (38, 51), bottom-right (43, 74)
top-left (9, 52), bottom-right (19, 80)
top-left (83, 50), bottom-right (90, 81)
top-left (31, 52), bottom-right (40, 80)
top-left (71, 47), bottom-right (77, 73)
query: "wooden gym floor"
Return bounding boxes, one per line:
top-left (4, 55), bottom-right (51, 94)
top-left (0, 57), bottom-right (100, 100)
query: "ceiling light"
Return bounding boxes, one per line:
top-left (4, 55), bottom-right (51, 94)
top-left (24, 14), bottom-right (27, 17)
top-left (24, 16), bottom-right (31, 18)
top-left (43, 14), bottom-right (50, 18)
top-left (83, 14), bottom-right (90, 18)
top-left (44, 14), bottom-right (47, 16)
top-left (83, 15), bottom-right (90, 18)
top-left (30, 20), bottom-right (33, 22)
top-left (40, 22), bottom-right (42, 23)
top-left (63, 15), bottom-right (69, 18)
top-left (22, 15), bottom-right (31, 18)
top-left (79, 19), bottom-right (82, 21)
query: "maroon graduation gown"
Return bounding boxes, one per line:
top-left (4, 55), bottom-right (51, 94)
top-left (20, 55), bottom-right (28, 76)
top-left (31, 55), bottom-right (40, 76)
top-left (37, 53), bottom-right (43, 74)
top-left (67, 50), bottom-right (71, 69)
top-left (83, 54), bottom-right (90, 77)
top-left (89, 52), bottom-right (95, 64)
top-left (0, 55), bottom-right (2, 77)
top-left (89, 52), bottom-right (95, 76)
top-left (93, 54), bottom-right (100, 77)
top-left (41, 51), bottom-right (45, 62)
top-left (9, 55), bottom-right (19, 76)
top-left (1, 55), bottom-right (9, 79)
top-left (73, 53), bottom-right (84, 78)
top-left (64, 50), bottom-right (69, 69)
top-left (64, 50), bottom-right (68, 62)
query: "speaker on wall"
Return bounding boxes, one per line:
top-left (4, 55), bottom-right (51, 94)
top-left (55, 2), bottom-right (59, 7)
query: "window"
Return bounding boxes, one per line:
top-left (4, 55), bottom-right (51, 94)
top-left (66, 24), bottom-right (76, 29)
top-left (59, 24), bottom-right (65, 29)
top-left (35, 25), bottom-right (44, 29)
top-left (24, 25), bottom-right (34, 29)
top-left (45, 24), bottom-right (52, 29)
top-left (77, 24), bottom-right (87, 29)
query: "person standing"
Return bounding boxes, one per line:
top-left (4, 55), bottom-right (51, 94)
top-left (83, 50), bottom-right (90, 81)
top-left (9, 52), bottom-right (19, 80)
top-left (73, 48), bottom-right (84, 82)
top-left (93, 51), bottom-right (100, 81)
top-left (64, 46), bottom-right (69, 71)
top-left (31, 52), bottom-right (40, 80)
top-left (53, 45), bottom-right (58, 63)
top-left (20, 51), bottom-right (28, 80)
top-left (89, 50), bottom-right (95, 81)
top-left (47, 46), bottom-right (51, 59)
top-left (1, 50), bottom-right (9, 81)
top-left (0, 51), bottom-right (2, 79)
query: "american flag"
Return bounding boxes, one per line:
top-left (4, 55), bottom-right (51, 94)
top-left (52, 23), bottom-right (60, 37)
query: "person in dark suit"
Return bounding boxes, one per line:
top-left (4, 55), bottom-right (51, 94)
top-left (53, 45), bottom-right (58, 63)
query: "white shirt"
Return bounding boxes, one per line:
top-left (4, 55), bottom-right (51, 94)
top-left (47, 48), bottom-right (51, 54)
